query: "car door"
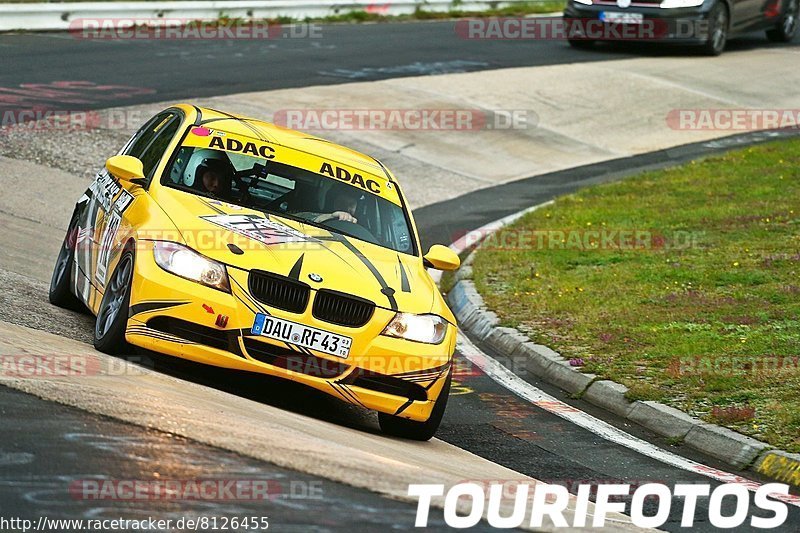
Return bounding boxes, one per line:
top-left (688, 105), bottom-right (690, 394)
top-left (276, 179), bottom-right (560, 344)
top-left (730, 0), bottom-right (764, 31)
top-left (73, 111), bottom-right (182, 310)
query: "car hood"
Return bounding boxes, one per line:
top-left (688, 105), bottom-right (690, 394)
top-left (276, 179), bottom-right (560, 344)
top-left (152, 188), bottom-right (439, 315)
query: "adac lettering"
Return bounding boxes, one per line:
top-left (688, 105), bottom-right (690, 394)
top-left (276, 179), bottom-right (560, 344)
top-left (209, 136), bottom-right (275, 159)
top-left (320, 162), bottom-right (381, 194)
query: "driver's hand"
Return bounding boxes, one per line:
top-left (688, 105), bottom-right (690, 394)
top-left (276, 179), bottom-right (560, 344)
top-left (332, 211), bottom-right (357, 223)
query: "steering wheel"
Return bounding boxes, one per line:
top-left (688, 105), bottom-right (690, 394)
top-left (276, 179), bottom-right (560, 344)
top-left (325, 218), bottom-right (379, 245)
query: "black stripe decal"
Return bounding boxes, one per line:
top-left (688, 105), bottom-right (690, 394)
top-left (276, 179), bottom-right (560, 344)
top-left (127, 328), bottom-right (196, 345)
top-left (129, 300), bottom-right (190, 318)
top-left (204, 109), bottom-right (272, 142)
top-left (333, 383), bottom-right (366, 408)
top-left (391, 362), bottom-right (451, 378)
top-left (372, 157), bottom-right (393, 182)
top-left (288, 254), bottom-right (304, 281)
top-left (425, 370), bottom-right (449, 391)
top-left (397, 255), bottom-right (410, 293)
top-left (328, 383), bottom-right (352, 404)
top-left (324, 234), bottom-right (398, 310)
top-left (394, 399), bottom-right (414, 416)
top-left (198, 197), bottom-right (226, 214)
top-left (311, 239), bottom-right (360, 272)
top-left (231, 276), bottom-right (267, 315)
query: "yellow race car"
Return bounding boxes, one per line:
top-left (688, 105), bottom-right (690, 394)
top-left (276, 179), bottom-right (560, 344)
top-left (49, 104), bottom-right (460, 440)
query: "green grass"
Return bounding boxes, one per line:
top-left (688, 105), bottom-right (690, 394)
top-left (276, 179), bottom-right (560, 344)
top-left (471, 139), bottom-right (800, 452)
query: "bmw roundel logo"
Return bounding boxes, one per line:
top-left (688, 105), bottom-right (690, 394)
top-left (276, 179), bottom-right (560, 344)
top-left (308, 273), bottom-right (323, 283)
top-left (617, 0), bottom-right (631, 7)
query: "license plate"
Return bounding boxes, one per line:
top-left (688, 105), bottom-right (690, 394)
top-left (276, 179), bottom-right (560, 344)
top-left (600, 12), bottom-right (644, 24)
top-left (251, 313), bottom-right (351, 358)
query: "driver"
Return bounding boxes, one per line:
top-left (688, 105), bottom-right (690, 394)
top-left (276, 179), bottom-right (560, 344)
top-left (312, 189), bottom-right (359, 224)
top-left (179, 149), bottom-right (235, 199)
top-left (197, 158), bottom-right (233, 198)
top-left (293, 188), bottom-right (360, 224)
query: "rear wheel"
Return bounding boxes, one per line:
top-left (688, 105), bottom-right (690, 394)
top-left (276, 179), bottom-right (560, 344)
top-left (49, 211), bottom-right (84, 311)
top-left (378, 371), bottom-right (452, 441)
top-left (701, 2), bottom-right (729, 56)
top-left (767, 0), bottom-right (799, 42)
top-left (94, 247), bottom-right (134, 354)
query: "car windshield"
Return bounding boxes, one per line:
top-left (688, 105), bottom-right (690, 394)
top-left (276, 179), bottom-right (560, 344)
top-left (162, 139), bottom-right (416, 255)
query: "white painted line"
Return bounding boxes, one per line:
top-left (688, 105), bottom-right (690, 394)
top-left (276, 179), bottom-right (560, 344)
top-left (457, 331), bottom-right (800, 508)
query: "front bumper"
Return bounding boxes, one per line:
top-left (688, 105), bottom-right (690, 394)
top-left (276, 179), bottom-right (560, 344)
top-left (125, 241), bottom-right (455, 422)
top-left (563, 2), bottom-right (714, 43)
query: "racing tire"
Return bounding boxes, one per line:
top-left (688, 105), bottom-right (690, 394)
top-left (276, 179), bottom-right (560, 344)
top-left (49, 211), bottom-right (84, 312)
top-left (701, 2), bottom-right (729, 56)
top-left (94, 246), bottom-right (134, 355)
top-left (378, 371), bottom-right (452, 441)
top-left (568, 39), bottom-right (596, 50)
top-left (766, 0), bottom-right (799, 42)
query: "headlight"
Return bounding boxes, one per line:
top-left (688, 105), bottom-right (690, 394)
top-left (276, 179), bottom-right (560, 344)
top-left (381, 313), bottom-right (448, 344)
top-left (660, 0), bottom-right (704, 7)
top-left (153, 241), bottom-right (230, 292)
top-left (573, 0), bottom-right (593, 5)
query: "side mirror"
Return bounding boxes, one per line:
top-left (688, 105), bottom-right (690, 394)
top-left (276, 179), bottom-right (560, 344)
top-left (423, 245), bottom-right (460, 272)
top-left (105, 155), bottom-right (145, 183)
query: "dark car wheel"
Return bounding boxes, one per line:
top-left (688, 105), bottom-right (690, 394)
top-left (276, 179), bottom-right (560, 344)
top-left (565, 17), bottom-right (596, 50)
top-left (378, 371), bottom-right (452, 441)
top-left (701, 2), bottom-right (729, 56)
top-left (49, 211), bottom-right (84, 312)
top-left (94, 246), bottom-right (134, 354)
top-left (568, 38), bottom-right (596, 50)
top-left (767, 0), bottom-right (799, 42)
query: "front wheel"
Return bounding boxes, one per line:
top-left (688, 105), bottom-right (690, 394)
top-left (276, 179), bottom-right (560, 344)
top-left (701, 2), bottom-right (729, 56)
top-left (378, 371), bottom-right (452, 441)
top-left (94, 247), bottom-right (134, 354)
top-left (767, 0), bottom-right (799, 42)
top-left (49, 211), bottom-right (84, 312)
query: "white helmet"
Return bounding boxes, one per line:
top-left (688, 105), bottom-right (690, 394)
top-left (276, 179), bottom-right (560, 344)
top-left (179, 148), bottom-right (234, 187)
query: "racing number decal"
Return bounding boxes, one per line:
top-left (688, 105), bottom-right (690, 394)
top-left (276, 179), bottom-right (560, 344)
top-left (79, 170), bottom-right (135, 292)
top-left (95, 188), bottom-right (134, 286)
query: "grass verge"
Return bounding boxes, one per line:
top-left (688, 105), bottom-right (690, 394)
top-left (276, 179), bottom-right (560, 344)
top-left (471, 139), bottom-right (800, 452)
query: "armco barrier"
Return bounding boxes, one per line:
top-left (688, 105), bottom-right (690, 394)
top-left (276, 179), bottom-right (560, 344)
top-left (0, 1), bottom-right (547, 32)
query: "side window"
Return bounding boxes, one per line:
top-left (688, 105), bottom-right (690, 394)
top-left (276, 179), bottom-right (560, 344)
top-left (140, 118), bottom-right (181, 182)
top-left (124, 112), bottom-right (181, 183)
top-left (124, 114), bottom-right (168, 159)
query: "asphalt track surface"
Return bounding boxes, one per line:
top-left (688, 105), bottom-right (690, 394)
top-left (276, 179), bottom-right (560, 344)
top-left (0, 386), bottom-right (462, 532)
top-left (0, 20), bottom-right (798, 115)
top-left (1, 20), bottom-right (800, 532)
